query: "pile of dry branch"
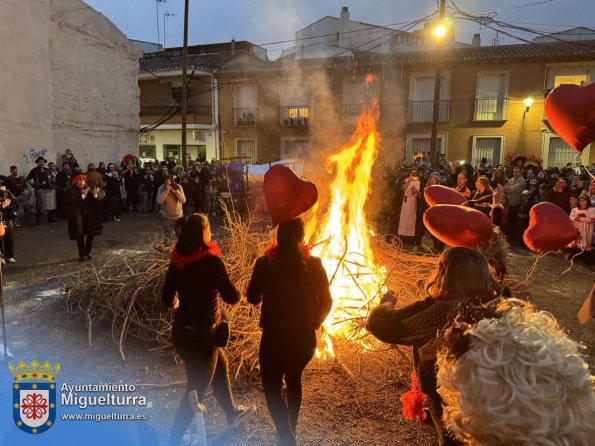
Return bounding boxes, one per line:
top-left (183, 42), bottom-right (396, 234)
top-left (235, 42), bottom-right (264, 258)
top-left (63, 209), bottom-right (521, 380)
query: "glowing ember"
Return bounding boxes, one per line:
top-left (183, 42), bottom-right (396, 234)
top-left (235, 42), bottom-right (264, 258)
top-left (305, 98), bottom-right (386, 358)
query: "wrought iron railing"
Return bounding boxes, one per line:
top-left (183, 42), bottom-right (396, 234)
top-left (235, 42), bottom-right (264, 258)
top-left (279, 106), bottom-right (310, 127)
top-left (140, 104), bottom-right (212, 116)
top-left (407, 100), bottom-right (450, 122)
top-left (234, 107), bottom-right (257, 126)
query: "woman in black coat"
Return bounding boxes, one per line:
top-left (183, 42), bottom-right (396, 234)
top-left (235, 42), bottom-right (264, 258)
top-left (247, 218), bottom-right (332, 446)
top-left (66, 174), bottom-right (102, 261)
top-left (162, 213), bottom-right (255, 445)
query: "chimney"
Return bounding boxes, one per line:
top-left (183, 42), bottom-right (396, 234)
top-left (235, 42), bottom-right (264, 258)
top-left (231, 38), bottom-right (236, 54)
top-left (339, 6), bottom-right (350, 47)
top-left (472, 33), bottom-right (481, 47)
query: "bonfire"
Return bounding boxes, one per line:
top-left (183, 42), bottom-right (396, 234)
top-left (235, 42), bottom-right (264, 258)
top-left (64, 94), bottom-right (447, 379)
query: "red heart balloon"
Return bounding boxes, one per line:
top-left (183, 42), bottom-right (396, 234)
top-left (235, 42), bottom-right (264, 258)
top-left (424, 185), bottom-right (467, 207)
top-left (544, 83), bottom-right (595, 154)
top-left (423, 205), bottom-right (493, 249)
top-left (263, 164), bottom-right (318, 227)
top-left (523, 202), bottom-right (577, 253)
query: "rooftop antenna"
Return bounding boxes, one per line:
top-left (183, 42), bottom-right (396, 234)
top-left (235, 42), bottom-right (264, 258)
top-left (163, 10), bottom-right (176, 48)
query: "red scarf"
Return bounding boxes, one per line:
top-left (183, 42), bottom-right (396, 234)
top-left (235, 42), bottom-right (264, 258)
top-left (170, 241), bottom-right (222, 269)
top-left (264, 241), bottom-right (311, 263)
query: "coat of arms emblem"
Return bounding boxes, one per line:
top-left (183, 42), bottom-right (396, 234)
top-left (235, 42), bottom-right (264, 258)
top-left (10, 359), bottom-right (59, 434)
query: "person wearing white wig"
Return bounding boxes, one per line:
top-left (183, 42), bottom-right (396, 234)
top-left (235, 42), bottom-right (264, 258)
top-left (437, 299), bottom-right (595, 446)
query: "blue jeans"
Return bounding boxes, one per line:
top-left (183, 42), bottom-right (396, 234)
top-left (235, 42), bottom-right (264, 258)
top-left (161, 216), bottom-right (177, 242)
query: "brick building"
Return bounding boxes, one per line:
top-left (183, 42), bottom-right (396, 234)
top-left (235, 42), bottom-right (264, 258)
top-left (139, 38), bottom-right (595, 168)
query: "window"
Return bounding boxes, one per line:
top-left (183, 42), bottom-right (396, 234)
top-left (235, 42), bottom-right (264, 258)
top-left (407, 72), bottom-right (450, 122)
top-left (139, 145), bottom-right (156, 159)
top-left (405, 133), bottom-right (447, 161)
top-left (554, 74), bottom-right (588, 87)
top-left (186, 145), bottom-right (207, 161)
top-left (474, 72), bottom-right (509, 120)
top-left (172, 87), bottom-right (191, 103)
top-left (281, 139), bottom-right (310, 160)
top-left (164, 145), bottom-right (180, 160)
top-left (342, 77), bottom-right (380, 124)
top-left (546, 66), bottom-right (591, 90)
top-left (471, 136), bottom-right (503, 167)
top-left (279, 82), bottom-right (311, 126)
top-left (544, 135), bottom-right (581, 168)
top-left (234, 85), bottom-right (257, 126)
top-left (236, 140), bottom-right (257, 164)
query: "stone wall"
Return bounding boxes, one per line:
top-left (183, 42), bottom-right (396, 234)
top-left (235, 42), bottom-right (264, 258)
top-left (0, 0), bottom-right (139, 175)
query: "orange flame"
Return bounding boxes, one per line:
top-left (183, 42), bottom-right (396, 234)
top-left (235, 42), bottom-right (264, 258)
top-left (305, 98), bottom-right (386, 358)
top-left (364, 73), bottom-right (375, 86)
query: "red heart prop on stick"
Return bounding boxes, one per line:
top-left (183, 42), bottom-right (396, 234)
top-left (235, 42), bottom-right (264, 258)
top-left (263, 164), bottom-right (318, 227)
top-left (423, 205), bottom-right (493, 249)
top-left (424, 185), bottom-right (467, 207)
top-left (523, 202), bottom-right (577, 253)
top-left (544, 83), bottom-right (595, 154)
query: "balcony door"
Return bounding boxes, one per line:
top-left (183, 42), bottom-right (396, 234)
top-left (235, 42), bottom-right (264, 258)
top-left (475, 72), bottom-right (508, 120)
top-left (234, 85), bottom-right (257, 126)
top-left (279, 82), bottom-right (311, 126)
top-left (408, 72), bottom-right (449, 122)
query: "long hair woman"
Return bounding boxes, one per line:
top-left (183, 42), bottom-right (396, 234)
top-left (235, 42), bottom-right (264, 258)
top-left (366, 247), bottom-right (500, 446)
top-left (162, 213), bottom-right (255, 445)
top-left (469, 176), bottom-right (493, 217)
top-left (66, 173), bottom-right (102, 261)
top-left (247, 218), bottom-right (332, 446)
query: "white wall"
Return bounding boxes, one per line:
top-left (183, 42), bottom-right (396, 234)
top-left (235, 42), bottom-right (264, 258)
top-left (0, 0), bottom-right (140, 175)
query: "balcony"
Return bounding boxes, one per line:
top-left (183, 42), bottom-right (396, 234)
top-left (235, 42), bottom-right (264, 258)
top-left (139, 104), bottom-right (212, 116)
top-left (280, 106), bottom-right (310, 127)
top-left (234, 107), bottom-right (257, 126)
top-left (407, 100), bottom-right (450, 123)
top-left (342, 103), bottom-right (369, 125)
top-left (474, 98), bottom-right (509, 121)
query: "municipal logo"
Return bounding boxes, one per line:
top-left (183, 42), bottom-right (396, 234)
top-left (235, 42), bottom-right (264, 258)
top-left (9, 360), bottom-right (59, 434)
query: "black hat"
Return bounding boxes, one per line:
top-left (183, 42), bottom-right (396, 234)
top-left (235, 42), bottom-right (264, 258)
top-left (35, 156), bottom-right (47, 163)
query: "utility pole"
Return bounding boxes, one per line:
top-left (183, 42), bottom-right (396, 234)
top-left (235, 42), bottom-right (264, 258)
top-left (430, 0), bottom-right (446, 166)
top-left (181, 0), bottom-right (189, 166)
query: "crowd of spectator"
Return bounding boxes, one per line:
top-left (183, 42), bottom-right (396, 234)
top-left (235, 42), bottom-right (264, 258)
top-left (383, 153), bottom-right (595, 260)
top-left (1, 149), bottom-right (594, 263)
top-left (0, 151), bottom-right (248, 262)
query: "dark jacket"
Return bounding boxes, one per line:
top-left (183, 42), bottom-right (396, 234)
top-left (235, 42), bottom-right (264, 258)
top-left (545, 189), bottom-right (571, 214)
top-left (26, 166), bottom-right (52, 189)
top-left (246, 254), bottom-right (332, 331)
top-left (66, 185), bottom-right (103, 239)
top-left (469, 188), bottom-right (493, 216)
top-left (162, 255), bottom-right (240, 327)
top-left (4, 175), bottom-right (26, 197)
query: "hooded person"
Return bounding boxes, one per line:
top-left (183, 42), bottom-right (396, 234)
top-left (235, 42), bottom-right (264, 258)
top-left (436, 298), bottom-right (595, 446)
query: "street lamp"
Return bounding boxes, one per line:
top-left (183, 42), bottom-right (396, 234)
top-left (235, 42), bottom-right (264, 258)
top-left (433, 24), bottom-right (447, 39)
top-left (523, 97), bottom-right (534, 118)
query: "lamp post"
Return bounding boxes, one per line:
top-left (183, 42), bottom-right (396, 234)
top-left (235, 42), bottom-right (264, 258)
top-left (429, 0), bottom-right (446, 167)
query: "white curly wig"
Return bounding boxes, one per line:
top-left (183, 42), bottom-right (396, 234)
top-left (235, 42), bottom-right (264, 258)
top-left (437, 299), bottom-right (595, 446)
